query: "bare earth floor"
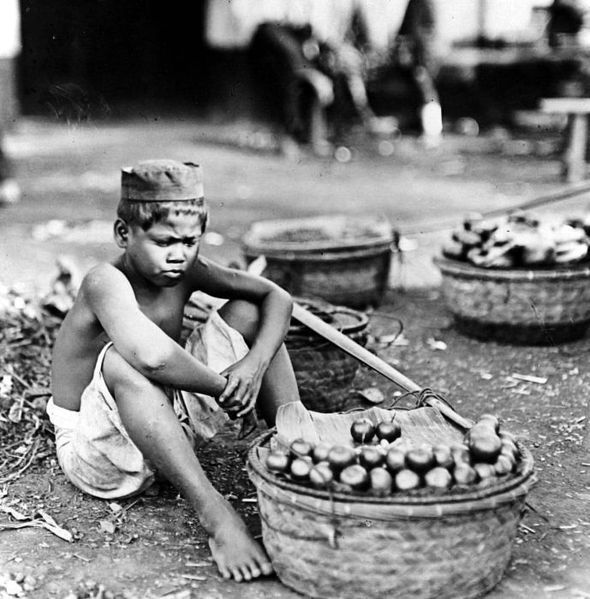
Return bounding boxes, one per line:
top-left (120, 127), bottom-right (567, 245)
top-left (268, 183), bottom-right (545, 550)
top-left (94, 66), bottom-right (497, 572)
top-left (0, 116), bottom-right (589, 598)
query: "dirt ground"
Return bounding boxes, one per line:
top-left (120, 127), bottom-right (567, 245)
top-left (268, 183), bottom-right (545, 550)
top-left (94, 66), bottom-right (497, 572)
top-left (0, 115), bottom-right (589, 598)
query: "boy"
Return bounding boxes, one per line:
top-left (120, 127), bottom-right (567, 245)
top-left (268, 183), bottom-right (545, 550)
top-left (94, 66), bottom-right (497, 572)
top-left (47, 159), bottom-right (300, 582)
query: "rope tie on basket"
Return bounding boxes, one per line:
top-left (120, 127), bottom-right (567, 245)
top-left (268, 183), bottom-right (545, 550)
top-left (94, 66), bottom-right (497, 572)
top-left (257, 504), bottom-right (342, 548)
top-left (365, 311), bottom-right (404, 350)
top-left (288, 305), bottom-right (404, 354)
top-left (389, 387), bottom-right (456, 411)
top-left (288, 445), bottom-right (342, 548)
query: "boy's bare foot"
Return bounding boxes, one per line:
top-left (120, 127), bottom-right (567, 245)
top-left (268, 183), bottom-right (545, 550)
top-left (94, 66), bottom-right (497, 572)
top-left (207, 508), bottom-right (273, 582)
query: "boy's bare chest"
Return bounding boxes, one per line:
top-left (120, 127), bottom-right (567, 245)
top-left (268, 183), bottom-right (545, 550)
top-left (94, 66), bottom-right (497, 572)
top-left (136, 290), bottom-right (187, 338)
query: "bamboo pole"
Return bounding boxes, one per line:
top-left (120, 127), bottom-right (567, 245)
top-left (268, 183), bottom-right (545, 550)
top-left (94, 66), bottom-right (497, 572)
top-left (292, 302), bottom-right (473, 430)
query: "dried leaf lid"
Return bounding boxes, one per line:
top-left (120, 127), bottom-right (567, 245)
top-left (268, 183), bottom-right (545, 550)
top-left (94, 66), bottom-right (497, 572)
top-left (121, 159), bottom-right (204, 202)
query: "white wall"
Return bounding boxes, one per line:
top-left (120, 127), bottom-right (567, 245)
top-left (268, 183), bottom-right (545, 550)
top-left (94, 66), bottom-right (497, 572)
top-left (205, 0), bottom-right (551, 50)
top-left (435, 0), bottom-right (547, 43)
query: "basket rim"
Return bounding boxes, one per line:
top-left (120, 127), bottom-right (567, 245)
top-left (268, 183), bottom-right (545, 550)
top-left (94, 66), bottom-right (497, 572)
top-left (242, 214), bottom-right (394, 256)
top-left (243, 242), bottom-right (395, 262)
top-left (247, 428), bottom-right (535, 513)
top-left (288, 298), bottom-right (370, 339)
top-left (434, 255), bottom-right (590, 282)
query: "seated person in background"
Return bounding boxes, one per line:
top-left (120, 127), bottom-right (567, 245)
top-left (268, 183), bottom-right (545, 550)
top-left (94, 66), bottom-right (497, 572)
top-left (48, 159), bottom-right (301, 582)
top-left (548, 0), bottom-right (585, 48)
top-left (0, 0), bottom-right (22, 206)
top-left (249, 11), bottom-right (396, 155)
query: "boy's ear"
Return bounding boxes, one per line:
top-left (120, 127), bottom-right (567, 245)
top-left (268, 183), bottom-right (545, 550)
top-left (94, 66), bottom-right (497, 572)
top-left (114, 218), bottom-right (130, 248)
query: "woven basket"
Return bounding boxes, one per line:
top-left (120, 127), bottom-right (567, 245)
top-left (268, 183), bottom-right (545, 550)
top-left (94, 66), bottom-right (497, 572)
top-left (434, 256), bottom-right (590, 344)
top-left (242, 215), bottom-right (396, 308)
top-left (286, 298), bottom-right (369, 413)
top-left (248, 429), bottom-right (535, 599)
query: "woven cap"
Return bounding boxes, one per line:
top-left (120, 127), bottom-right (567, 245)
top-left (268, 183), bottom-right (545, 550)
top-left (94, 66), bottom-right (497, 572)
top-left (121, 159), bottom-right (203, 201)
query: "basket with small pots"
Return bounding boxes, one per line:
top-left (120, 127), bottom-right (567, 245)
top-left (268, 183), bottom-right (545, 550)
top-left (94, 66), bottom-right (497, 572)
top-left (247, 402), bottom-right (535, 599)
top-left (434, 211), bottom-right (590, 344)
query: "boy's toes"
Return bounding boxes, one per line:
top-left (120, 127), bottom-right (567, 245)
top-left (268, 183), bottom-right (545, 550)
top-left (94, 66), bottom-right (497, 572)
top-left (260, 560), bottom-right (274, 576)
top-left (249, 566), bottom-right (261, 579)
top-left (231, 568), bottom-right (243, 582)
top-left (240, 566), bottom-right (253, 581)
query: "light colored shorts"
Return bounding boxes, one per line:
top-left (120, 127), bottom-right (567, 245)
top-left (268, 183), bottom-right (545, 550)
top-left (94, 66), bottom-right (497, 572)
top-left (46, 310), bottom-right (249, 500)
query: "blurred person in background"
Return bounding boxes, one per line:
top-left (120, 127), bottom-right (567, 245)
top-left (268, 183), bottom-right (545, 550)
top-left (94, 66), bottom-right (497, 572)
top-left (394, 0), bottom-right (442, 145)
top-left (248, 0), bottom-right (396, 155)
top-left (548, 0), bottom-right (585, 48)
top-left (0, 0), bottom-right (22, 206)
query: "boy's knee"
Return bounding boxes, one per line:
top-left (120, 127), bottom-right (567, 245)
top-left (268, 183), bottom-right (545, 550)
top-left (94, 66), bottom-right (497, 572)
top-left (102, 346), bottom-right (155, 395)
top-left (219, 299), bottom-right (260, 343)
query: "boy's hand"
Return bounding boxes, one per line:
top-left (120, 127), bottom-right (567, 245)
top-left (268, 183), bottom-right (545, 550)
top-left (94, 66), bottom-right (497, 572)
top-left (218, 355), bottom-right (267, 418)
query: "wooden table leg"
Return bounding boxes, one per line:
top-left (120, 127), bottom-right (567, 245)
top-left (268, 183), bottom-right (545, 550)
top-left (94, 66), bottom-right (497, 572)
top-left (308, 95), bottom-right (329, 156)
top-left (563, 113), bottom-right (588, 182)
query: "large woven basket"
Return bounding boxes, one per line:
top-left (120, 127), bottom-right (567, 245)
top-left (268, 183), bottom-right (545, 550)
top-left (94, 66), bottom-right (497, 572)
top-left (286, 298), bottom-right (369, 413)
top-left (435, 256), bottom-right (590, 344)
top-left (242, 215), bottom-right (396, 308)
top-left (248, 428), bottom-right (535, 599)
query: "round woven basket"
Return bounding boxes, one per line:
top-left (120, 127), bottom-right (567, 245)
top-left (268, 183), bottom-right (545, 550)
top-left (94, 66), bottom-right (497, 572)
top-left (248, 430), bottom-right (535, 599)
top-left (434, 256), bottom-right (590, 344)
top-left (286, 299), bottom-right (369, 413)
top-left (242, 215), bottom-right (396, 308)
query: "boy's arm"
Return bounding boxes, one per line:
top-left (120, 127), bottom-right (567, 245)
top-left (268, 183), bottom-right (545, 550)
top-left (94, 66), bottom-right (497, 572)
top-left (189, 257), bottom-right (293, 415)
top-left (83, 264), bottom-right (226, 396)
top-left (192, 256), bottom-right (293, 362)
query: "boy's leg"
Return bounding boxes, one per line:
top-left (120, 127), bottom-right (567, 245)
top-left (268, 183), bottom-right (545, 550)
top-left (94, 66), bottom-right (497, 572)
top-left (101, 346), bottom-right (273, 582)
top-left (217, 299), bottom-right (300, 426)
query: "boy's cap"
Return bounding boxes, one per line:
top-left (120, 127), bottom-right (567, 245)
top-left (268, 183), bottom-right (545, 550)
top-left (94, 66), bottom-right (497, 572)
top-left (121, 159), bottom-right (204, 202)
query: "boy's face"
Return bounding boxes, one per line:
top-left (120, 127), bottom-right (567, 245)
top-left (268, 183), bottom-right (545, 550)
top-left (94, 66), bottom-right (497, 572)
top-left (121, 212), bottom-right (203, 286)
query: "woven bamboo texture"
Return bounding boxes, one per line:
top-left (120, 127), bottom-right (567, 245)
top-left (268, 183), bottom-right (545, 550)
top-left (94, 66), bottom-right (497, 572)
top-left (242, 215), bottom-right (395, 308)
top-left (435, 257), bottom-right (590, 344)
top-left (286, 300), bottom-right (369, 413)
top-left (248, 428), bottom-right (535, 599)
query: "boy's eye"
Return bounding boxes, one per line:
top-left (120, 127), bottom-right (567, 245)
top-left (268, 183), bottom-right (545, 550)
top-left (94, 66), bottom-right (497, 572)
top-left (184, 239), bottom-right (198, 247)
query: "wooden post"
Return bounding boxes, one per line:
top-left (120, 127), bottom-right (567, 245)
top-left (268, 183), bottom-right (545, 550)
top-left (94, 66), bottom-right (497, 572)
top-left (563, 113), bottom-right (588, 183)
top-left (308, 95), bottom-right (329, 156)
top-left (540, 98), bottom-right (590, 183)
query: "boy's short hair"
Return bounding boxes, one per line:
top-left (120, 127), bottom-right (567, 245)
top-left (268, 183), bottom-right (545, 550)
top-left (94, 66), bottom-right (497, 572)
top-left (117, 159), bottom-right (208, 231)
top-left (116, 198), bottom-right (208, 231)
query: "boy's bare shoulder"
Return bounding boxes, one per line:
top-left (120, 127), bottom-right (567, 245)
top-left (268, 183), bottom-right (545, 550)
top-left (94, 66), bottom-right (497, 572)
top-left (80, 262), bottom-right (132, 300)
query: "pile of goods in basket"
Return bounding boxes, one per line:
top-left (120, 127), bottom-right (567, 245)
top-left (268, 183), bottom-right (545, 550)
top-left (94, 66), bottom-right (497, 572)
top-left (265, 413), bottom-right (522, 496)
top-left (443, 211), bottom-right (590, 268)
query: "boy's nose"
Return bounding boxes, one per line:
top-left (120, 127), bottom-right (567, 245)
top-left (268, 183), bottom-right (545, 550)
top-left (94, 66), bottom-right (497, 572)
top-left (167, 245), bottom-right (185, 262)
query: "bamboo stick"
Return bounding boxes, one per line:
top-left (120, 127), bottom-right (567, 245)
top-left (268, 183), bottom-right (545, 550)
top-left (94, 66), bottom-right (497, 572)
top-left (292, 302), bottom-right (473, 430)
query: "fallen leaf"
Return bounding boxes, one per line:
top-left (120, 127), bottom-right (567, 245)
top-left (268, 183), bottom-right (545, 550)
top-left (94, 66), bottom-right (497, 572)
top-left (159, 590), bottom-right (191, 599)
top-left (0, 375), bottom-right (13, 397)
top-left (356, 387), bottom-right (385, 404)
top-left (7, 402), bottom-right (23, 424)
top-left (426, 337), bottom-right (447, 351)
top-left (108, 502), bottom-right (123, 514)
top-left (0, 505), bottom-right (27, 520)
top-left (99, 520), bottom-right (116, 534)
